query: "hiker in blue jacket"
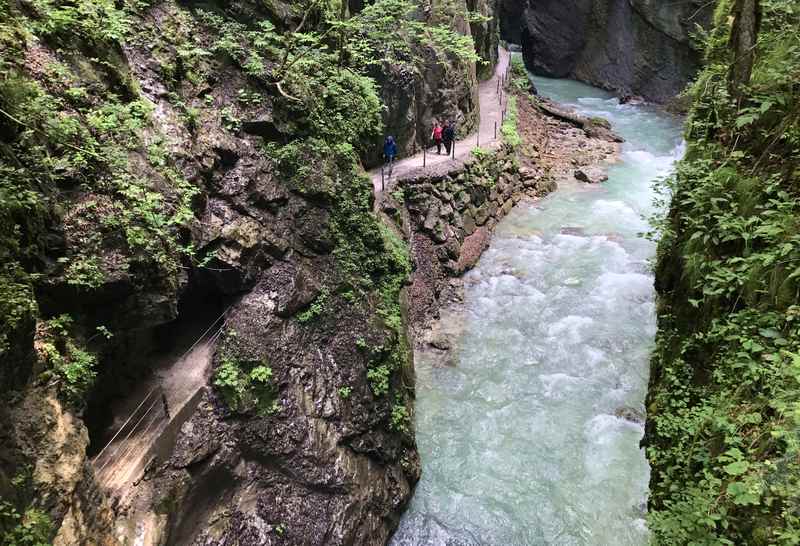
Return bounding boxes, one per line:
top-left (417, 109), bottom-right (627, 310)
top-left (383, 135), bottom-right (397, 165)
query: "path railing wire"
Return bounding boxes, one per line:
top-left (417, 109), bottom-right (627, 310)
top-left (91, 307), bottom-right (231, 486)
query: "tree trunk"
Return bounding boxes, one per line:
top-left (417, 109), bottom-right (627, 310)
top-left (728, 0), bottom-right (761, 99)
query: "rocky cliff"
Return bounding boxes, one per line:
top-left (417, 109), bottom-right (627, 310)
top-left (503, 0), bottom-right (714, 102)
top-left (0, 0), bottom-right (490, 544)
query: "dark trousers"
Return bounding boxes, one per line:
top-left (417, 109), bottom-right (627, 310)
top-left (444, 140), bottom-right (452, 155)
top-left (435, 139), bottom-right (442, 154)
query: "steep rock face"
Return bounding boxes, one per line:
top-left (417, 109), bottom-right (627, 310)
top-left (371, 51), bottom-right (478, 168)
top-left (151, 273), bottom-right (419, 546)
top-left (1, 0), bottom-right (425, 544)
top-left (497, 0), bottom-right (525, 44)
top-left (517, 0), bottom-right (714, 102)
top-left (467, 0), bottom-right (500, 80)
top-left (1, 391), bottom-right (118, 546)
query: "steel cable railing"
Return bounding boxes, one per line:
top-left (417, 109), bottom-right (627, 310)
top-left (91, 307), bottom-right (232, 485)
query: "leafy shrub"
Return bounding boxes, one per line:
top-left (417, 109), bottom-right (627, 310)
top-left (646, 0), bottom-right (800, 543)
top-left (500, 96), bottom-right (521, 148)
top-left (213, 356), bottom-right (277, 415)
top-left (296, 288), bottom-right (329, 323)
top-left (36, 315), bottom-right (97, 408)
top-left (0, 464), bottom-right (52, 546)
top-left (0, 502), bottom-right (51, 546)
top-left (390, 402), bottom-right (410, 433)
top-left (366, 365), bottom-right (391, 396)
top-left (509, 54), bottom-right (530, 93)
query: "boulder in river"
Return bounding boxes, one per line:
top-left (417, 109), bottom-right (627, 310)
top-left (574, 167), bottom-right (609, 184)
top-left (615, 406), bottom-right (646, 425)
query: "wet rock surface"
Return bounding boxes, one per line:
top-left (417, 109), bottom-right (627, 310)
top-left (615, 406), bottom-right (646, 425)
top-left (574, 167), bottom-right (609, 184)
top-left (3, 1), bottom-right (423, 544)
top-left (514, 0), bottom-right (714, 102)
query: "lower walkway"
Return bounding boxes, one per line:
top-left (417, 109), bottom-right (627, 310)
top-left (90, 309), bottom-right (226, 499)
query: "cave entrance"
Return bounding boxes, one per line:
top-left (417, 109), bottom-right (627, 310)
top-left (84, 277), bottom-right (230, 491)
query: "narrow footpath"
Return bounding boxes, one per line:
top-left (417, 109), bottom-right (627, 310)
top-left (371, 47), bottom-right (510, 193)
top-left (90, 311), bottom-right (224, 500)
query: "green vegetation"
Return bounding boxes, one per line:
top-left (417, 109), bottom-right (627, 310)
top-left (0, 502), bottom-right (51, 546)
top-left (646, 0), bottom-right (800, 543)
top-left (509, 54), bottom-right (530, 93)
top-left (0, 0), bottom-right (202, 398)
top-left (328, 180), bottom-right (412, 396)
top-left (213, 356), bottom-right (277, 415)
top-left (500, 96), bottom-right (520, 148)
top-left (296, 288), bottom-right (329, 323)
top-left (367, 364), bottom-right (392, 396)
top-left (390, 401), bottom-right (410, 433)
top-left (37, 315), bottom-right (97, 408)
top-left (338, 386), bottom-right (352, 399)
top-left (0, 466), bottom-right (52, 546)
top-left (471, 147), bottom-right (489, 160)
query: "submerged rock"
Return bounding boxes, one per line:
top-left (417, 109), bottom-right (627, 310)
top-left (560, 226), bottom-right (586, 236)
top-left (615, 406), bottom-right (646, 425)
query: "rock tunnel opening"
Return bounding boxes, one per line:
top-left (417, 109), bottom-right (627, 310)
top-left (85, 275), bottom-right (229, 459)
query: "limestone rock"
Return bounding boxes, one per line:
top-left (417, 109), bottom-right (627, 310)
top-left (615, 406), bottom-right (646, 425)
top-left (424, 205), bottom-right (440, 232)
top-left (517, 0), bottom-right (714, 102)
top-left (274, 267), bottom-right (322, 318)
top-left (574, 167), bottom-right (609, 184)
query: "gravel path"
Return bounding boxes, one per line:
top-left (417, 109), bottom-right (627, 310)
top-left (371, 47), bottom-right (511, 193)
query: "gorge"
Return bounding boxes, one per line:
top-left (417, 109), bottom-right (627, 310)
top-left (1, 1), bottom-right (799, 546)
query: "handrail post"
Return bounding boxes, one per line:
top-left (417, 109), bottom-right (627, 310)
top-left (381, 166), bottom-right (385, 192)
top-left (494, 121), bottom-right (497, 140)
top-left (423, 146), bottom-right (426, 167)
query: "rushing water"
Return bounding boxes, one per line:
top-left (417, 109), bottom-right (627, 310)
top-left (390, 76), bottom-right (684, 546)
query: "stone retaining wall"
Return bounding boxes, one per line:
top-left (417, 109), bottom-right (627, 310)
top-left (381, 144), bottom-right (555, 330)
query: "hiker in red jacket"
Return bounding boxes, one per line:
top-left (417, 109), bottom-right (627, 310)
top-left (431, 121), bottom-right (443, 154)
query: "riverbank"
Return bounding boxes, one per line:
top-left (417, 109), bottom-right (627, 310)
top-left (381, 81), bottom-right (621, 353)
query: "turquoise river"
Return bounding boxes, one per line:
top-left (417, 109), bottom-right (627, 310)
top-left (390, 74), bottom-right (685, 545)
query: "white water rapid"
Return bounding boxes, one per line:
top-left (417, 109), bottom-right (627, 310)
top-left (390, 75), bottom-right (684, 545)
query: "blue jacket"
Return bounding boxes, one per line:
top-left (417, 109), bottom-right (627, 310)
top-left (384, 139), bottom-right (397, 158)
